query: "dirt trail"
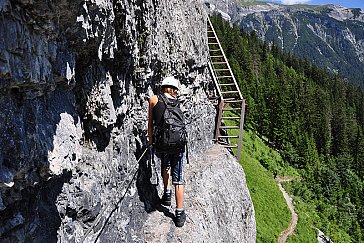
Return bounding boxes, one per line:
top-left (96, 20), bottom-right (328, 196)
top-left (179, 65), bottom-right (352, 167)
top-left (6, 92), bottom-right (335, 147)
top-left (275, 176), bottom-right (298, 243)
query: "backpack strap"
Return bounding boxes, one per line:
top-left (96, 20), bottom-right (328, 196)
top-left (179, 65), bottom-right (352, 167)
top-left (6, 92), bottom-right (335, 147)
top-left (155, 93), bottom-right (168, 127)
top-left (159, 92), bottom-right (179, 107)
top-left (185, 143), bottom-right (189, 164)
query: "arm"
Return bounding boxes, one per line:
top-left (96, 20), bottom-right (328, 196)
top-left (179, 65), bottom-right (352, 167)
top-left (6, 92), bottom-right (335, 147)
top-left (148, 95), bottom-right (158, 145)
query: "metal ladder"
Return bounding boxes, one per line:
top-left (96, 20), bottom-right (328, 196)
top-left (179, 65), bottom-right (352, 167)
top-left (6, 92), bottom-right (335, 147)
top-left (207, 17), bottom-right (246, 161)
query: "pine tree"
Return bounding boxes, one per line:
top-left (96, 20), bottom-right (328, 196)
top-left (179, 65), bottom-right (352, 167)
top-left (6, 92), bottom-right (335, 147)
top-left (299, 132), bottom-right (321, 183)
top-left (331, 77), bottom-right (350, 156)
top-left (354, 127), bottom-right (364, 179)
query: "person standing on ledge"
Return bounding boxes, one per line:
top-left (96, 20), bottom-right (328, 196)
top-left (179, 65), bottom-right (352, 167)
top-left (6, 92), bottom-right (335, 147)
top-left (148, 76), bottom-right (187, 227)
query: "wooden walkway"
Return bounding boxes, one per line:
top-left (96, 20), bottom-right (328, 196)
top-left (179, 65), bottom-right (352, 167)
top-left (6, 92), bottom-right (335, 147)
top-left (207, 17), bottom-right (246, 161)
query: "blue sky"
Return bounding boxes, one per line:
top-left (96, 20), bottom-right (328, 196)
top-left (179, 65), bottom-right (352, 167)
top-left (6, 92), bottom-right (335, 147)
top-left (260, 0), bottom-right (364, 10)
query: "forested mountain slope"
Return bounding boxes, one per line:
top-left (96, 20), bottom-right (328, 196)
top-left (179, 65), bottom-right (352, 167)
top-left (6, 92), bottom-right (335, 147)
top-left (211, 14), bottom-right (364, 242)
top-left (206, 1), bottom-right (364, 88)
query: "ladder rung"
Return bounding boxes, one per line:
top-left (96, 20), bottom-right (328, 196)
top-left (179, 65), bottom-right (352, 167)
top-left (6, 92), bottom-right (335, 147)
top-left (223, 97), bottom-right (239, 101)
top-left (222, 91), bottom-right (239, 94)
top-left (209, 42), bottom-right (219, 45)
top-left (218, 140), bottom-right (230, 145)
top-left (222, 117), bottom-right (240, 119)
top-left (224, 100), bottom-right (243, 103)
top-left (214, 69), bottom-right (230, 71)
top-left (208, 36), bottom-right (215, 38)
top-left (211, 55), bottom-right (224, 58)
top-left (223, 108), bottom-right (241, 111)
top-left (217, 76), bottom-right (232, 78)
top-left (220, 126), bottom-right (240, 129)
top-left (209, 49), bottom-right (221, 52)
top-left (219, 83), bottom-right (235, 86)
top-left (223, 145), bottom-right (238, 148)
top-left (218, 135), bottom-right (239, 138)
top-left (212, 62), bottom-right (227, 65)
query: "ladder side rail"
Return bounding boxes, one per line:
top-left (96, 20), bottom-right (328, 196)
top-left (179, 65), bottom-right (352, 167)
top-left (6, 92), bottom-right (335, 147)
top-left (215, 99), bottom-right (225, 140)
top-left (207, 17), bottom-right (244, 101)
top-left (237, 100), bottom-right (246, 161)
top-left (208, 17), bottom-right (246, 155)
top-left (207, 20), bottom-right (225, 141)
top-left (209, 61), bottom-right (225, 141)
top-left (208, 61), bottom-right (223, 98)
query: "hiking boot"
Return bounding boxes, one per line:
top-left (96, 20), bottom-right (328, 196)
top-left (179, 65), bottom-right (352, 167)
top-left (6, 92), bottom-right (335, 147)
top-left (174, 209), bottom-right (186, 227)
top-left (161, 191), bottom-right (171, 206)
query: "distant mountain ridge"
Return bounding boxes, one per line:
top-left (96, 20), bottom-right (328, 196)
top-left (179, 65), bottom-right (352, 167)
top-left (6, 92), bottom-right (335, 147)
top-left (206, 1), bottom-right (364, 87)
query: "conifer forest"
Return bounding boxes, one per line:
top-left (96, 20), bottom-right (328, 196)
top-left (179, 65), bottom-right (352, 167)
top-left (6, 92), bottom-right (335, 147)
top-left (211, 15), bottom-right (364, 242)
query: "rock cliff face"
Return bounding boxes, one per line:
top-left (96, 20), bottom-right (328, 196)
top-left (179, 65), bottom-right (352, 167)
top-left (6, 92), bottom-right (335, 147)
top-left (206, 1), bottom-right (364, 88)
top-left (0, 0), bottom-right (255, 242)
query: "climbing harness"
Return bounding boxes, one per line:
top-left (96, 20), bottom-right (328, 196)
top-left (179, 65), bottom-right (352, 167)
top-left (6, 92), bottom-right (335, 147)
top-left (80, 145), bottom-right (151, 243)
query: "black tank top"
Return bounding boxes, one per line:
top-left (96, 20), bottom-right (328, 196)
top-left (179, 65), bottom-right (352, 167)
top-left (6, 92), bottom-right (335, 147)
top-left (153, 94), bottom-right (177, 126)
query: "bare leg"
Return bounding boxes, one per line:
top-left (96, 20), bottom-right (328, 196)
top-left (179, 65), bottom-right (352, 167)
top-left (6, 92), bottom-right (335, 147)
top-left (162, 167), bottom-right (171, 191)
top-left (175, 184), bottom-right (184, 209)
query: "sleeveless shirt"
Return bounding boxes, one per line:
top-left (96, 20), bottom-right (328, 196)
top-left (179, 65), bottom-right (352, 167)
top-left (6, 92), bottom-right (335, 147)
top-left (153, 94), bottom-right (176, 126)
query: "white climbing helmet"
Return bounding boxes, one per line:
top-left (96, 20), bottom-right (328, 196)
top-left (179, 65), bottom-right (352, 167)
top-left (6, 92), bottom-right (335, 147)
top-left (161, 76), bottom-right (180, 90)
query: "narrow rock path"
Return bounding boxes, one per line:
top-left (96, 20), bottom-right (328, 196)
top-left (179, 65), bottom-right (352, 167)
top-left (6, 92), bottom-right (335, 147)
top-left (140, 145), bottom-right (256, 242)
top-left (275, 176), bottom-right (298, 243)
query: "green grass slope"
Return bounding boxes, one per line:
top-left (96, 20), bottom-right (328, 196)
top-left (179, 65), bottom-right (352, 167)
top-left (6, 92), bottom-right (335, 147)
top-left (239, 129), bottom-right (291, 242)
top-left (223, 118), bottom-right (351, 242)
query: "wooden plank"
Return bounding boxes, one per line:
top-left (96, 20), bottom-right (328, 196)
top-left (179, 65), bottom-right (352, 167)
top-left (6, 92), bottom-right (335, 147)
top-left (212, 62), bottom-right (227, 65)
top-left (218, 135), bottom-right (239, 138)
top-left (224, 99), bottom-right (243, 103)
top-left (219, 83), bottom-right (235, 86)
top-left (223, 97), bottom-right (239, 101)
top-left (220, 126), bottom-right (240, 129)
top-left (222, 117), bottom-right (240, 119)
top-left (223, 97), bottom-right (240, 101)
top-left (221, 91), bottom-right (239, 94)
top-left (222, 108), bottom-right (241, 111)
top-left (223, 145), bottom-right (238, 148)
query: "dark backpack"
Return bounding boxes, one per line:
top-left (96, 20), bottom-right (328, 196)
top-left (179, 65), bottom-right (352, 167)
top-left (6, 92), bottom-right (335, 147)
top-left (153, 93), bottom-right (187, 154)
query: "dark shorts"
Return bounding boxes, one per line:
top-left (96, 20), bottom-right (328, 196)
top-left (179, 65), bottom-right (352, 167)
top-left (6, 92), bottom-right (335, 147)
top-left (160, 153), bottom-right (184, 185)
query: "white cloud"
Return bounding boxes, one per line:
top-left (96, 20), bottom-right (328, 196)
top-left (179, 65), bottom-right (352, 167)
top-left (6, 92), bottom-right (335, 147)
top-left (281, 0), bottom-right (311, 4)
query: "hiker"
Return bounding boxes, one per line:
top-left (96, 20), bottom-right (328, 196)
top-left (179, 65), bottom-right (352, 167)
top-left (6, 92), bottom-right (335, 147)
top-left (148, 76), bottom-right (187, 227)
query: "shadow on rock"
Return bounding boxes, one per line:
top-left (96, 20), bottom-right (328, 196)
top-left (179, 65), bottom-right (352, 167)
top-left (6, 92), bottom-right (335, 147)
top-left (136, 147), bottom-right (161, 213)
top-left (0, 170), bottom-right (72, 242)
top-left (155, 205), bottom-right (175, 219)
